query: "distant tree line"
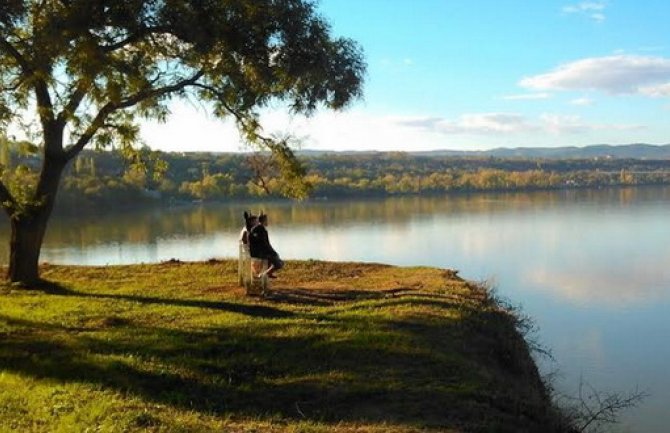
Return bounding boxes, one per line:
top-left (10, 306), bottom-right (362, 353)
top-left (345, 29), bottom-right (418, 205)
top-left (301, 152), bottom-right (670, 197)
top-left (51, 150), bottom-right (670, 209)
top-left (3, 138), bottom-right (670, 214)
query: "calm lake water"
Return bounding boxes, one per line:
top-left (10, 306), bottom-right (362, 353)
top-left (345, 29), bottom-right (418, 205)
top-left (2, 186), bottom-right (669, 432)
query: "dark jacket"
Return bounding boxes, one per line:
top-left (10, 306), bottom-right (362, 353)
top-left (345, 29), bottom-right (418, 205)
top-left (248, 224), bottom-right (277, 259)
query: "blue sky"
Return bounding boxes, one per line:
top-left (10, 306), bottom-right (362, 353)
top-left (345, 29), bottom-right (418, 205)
top-left (142, 1), bottom-right (670, 152)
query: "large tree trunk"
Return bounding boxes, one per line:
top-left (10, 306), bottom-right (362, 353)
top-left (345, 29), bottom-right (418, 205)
top-left (7, 156), bottom-right (66, 284)
top-left (8, 211), bottom-right (50, 283)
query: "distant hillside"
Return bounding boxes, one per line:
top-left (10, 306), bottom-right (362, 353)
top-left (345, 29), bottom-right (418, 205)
top-left (445, 143), bottom-right (670, 159)
top-left (301, 144), bottom-right (670, 160)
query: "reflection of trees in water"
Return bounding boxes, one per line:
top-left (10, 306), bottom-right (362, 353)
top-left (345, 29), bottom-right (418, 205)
top-left (41, 206), bottom-right (245, 246)
top-left (0, 186), bottom-right (667, 264)
top-left (271, 186), bottom-right (670, 227)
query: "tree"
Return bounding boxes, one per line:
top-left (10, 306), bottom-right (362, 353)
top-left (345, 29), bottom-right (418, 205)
top-left (0, 133), bottom-right (10, 168)
top-left (0, 0), bottom-right (365, 283)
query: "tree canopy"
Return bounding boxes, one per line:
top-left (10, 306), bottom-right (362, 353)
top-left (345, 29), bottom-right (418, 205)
top-left (0, 0), bottom-right (365, 282)
top-left (0, 0), bottom-right (365, 151)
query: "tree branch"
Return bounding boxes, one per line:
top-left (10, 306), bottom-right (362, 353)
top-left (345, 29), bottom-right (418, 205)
top-left (567, 379), bottom-right (649, 433)
top-left (1, 36), bottom-right (57, 146)
top-left (0, 179), bottom-right (17, 217)
top-left (0, 36), bottom-right (30, 72)
top-left (34, 79), bottom-right (56, 126)
top-left (55, 82), bottom-right (88, 128)
top-left (190, 82), bottom-right (274, 145)
top-left (99, 26), bottom-right (170, 52)
top-left (246, 153), bottom-right (274, 194)
top-left (191, 83), bottom-right (247, 122)
top-left (64, 71), bottom-right (204, 160)
top-left (115, 70), bottom-right (204, 110)
top-left (0, 76), bottom-right (25, 92)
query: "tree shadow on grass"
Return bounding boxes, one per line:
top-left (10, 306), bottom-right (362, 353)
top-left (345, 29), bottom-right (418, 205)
top-left (265, 287), bottom-right (389, 306)
top-left (0, 285), bottom-right (559, 432)
top-left (265, 286), bottom-right (441, 307)
top-left (7, 278), bottom-right (73, 295)
top-left (1, 316), bottom-right (444, 419)
top-left (23, 278), bottom-right (293, 319)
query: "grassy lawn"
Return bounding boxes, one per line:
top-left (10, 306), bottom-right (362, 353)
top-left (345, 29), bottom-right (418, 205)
top-left (0, 260), bottom-right (558, 432)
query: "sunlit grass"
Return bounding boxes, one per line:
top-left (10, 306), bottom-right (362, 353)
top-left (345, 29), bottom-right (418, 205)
top-left (0, 260), bottom-right (555, 432)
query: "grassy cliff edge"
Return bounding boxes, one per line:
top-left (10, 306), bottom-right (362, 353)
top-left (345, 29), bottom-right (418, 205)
top-left (0, 260), bottom-right (566, 432)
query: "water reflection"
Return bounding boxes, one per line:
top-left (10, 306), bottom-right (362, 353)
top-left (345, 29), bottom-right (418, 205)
top-left (525, 257), bottom-right (670, 307)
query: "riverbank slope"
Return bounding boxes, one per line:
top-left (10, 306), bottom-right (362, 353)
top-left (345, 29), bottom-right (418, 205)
top-left (0, 260), bottom-right (564, 432)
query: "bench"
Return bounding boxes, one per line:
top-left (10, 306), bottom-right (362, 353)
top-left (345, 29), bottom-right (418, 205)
top-left (238, 242), bottom-right (270, 296)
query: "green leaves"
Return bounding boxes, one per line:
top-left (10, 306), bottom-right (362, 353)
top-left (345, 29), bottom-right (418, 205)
top-left (1, 163), bottom-right (40, 217)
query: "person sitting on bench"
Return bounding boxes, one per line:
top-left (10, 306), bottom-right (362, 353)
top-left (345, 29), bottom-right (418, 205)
top-left (248, 212), bottom-right (284, 278)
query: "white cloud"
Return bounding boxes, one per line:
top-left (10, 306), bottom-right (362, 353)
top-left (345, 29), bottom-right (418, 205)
top-left (542, 113), bottom-right (643, 134)
top-left (590, 12), bottom-right (605, 22)
top-left (639, 82), bottom-right (670, 97)
top-left (520, 55), bottom-right (670, 95)
top-left (570, 97), bottom-right (594, 106)
top-left (540, 114), bottom-right (590, 134)
top-left (501, 93), bottom-right (551, 100)
top-left (397, 112), bottom-right (643, 137)
top-left (562, 1), bottom-right (606, 13)
top-left (380, 57), bottom-right (415, 68)
top-left (562, 1), bottom-right (607, 22)
top-left (397, 113), bottom-right (536, 135)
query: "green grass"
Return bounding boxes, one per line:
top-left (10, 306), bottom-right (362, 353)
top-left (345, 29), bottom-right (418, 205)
top-left (0, 260), bottom-right (559, 432)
